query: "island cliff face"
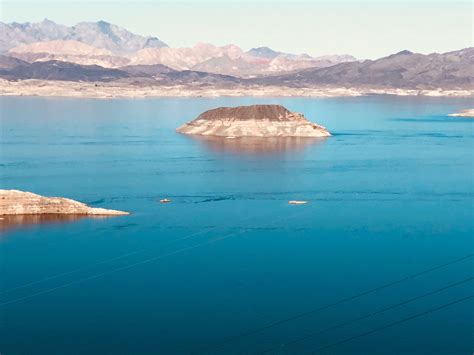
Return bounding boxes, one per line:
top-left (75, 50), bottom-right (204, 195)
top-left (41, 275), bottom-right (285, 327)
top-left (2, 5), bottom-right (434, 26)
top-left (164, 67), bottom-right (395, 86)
top-left (0, 190), bottom-right (128, 215)
top-left (176, 104), bottom-right (331, 137)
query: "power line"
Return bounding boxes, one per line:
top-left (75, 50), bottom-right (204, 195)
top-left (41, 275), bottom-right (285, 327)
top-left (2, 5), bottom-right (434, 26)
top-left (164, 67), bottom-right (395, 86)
top-left (197, 253), bottom-right (473, 353)
top-left (0, 227), bottom-right (214, 295)
top-left (262, 276), bottom-right (474, 353)
top-left (0, 208), bottom-right (274, 296)
top-left (310, 294), bottom-right (474, 354)
top-left (0, 229), bottom-right (256, 307)
top-left (0, 208), bottom-right (309, 308)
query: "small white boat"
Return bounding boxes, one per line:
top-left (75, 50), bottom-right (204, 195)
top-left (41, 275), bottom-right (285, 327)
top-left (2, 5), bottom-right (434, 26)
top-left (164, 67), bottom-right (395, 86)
top-left (160, 198), bottom-right (172, 203)
top-left (288, 200), bottom-right (308, 205)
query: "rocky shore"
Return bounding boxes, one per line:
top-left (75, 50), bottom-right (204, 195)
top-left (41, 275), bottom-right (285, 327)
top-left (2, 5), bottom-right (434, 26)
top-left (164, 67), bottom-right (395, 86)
top-left (0, 190), bottom-right (128, 216)
top-left (0, 79), bottom-right (472, 99)
top-left (177, 104), bottom-right (330, 137)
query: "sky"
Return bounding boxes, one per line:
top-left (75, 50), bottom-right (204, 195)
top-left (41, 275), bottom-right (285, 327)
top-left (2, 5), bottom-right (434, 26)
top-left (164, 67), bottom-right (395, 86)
top-left (0, 0), bottom-right (472, 59)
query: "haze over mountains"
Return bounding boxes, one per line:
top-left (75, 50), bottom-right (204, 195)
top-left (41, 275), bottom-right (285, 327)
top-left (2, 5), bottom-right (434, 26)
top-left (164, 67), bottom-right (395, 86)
top-left (0, 19), bottom-right (472, 92)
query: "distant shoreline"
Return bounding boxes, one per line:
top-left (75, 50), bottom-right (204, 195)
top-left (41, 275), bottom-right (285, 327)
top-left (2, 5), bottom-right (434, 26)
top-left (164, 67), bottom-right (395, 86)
top-left (0, 79), bottom-right (472, 99)
top-left (448, 109), bottom-right (474, 117)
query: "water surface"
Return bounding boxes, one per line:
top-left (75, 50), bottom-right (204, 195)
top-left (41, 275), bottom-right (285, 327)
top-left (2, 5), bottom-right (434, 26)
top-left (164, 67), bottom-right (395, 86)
top-left (0, 96), bottom-right (473, 354)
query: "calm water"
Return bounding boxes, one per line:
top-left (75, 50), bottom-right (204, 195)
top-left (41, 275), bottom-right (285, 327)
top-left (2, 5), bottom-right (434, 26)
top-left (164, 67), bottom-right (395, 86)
top-left (0, 96), bottom-right (473, 354)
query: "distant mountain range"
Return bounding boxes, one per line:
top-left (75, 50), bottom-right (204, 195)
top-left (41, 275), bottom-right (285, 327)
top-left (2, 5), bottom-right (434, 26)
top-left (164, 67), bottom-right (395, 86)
top-left (0, 19), bottom-right (167, 54)
top-left (0, 19), bottom-right (357, 77)
top-left (0, 19), bottom-right (472, 91)
top-left (254, 48), bottom-right (474, 89)
top-left (0, 56), bottom-right (240, 85)
top-left (0, 57), bottom-right (128, 82)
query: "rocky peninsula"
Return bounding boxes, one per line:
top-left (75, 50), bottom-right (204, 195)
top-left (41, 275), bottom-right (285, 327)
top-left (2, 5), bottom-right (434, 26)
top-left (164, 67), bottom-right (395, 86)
top-left (0, 190), bottom-right (128, 215)
top-left (176, 104), bottom-right (331, 137)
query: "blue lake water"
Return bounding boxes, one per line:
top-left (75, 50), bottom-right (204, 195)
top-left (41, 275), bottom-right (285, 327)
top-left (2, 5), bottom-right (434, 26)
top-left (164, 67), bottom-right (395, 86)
top-left (0, 96), bottom-right (473, 354)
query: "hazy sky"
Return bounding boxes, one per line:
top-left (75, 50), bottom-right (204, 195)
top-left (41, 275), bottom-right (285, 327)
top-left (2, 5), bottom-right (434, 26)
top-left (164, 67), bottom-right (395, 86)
top-left (1, 0), bottom-right (472, 59)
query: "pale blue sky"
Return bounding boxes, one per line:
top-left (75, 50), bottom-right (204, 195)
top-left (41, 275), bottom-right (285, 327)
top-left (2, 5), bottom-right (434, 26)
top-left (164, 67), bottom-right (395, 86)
top-left (1, 0), bottom-right (472, 58)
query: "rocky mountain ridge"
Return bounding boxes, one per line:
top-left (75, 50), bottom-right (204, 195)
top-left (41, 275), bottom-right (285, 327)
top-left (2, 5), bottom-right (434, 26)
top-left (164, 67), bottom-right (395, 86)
top-left (0, 19), bottom-right (167, 54)
top-left (252, 48), bottom-right (474, 89)
top-left (2, 20), bottom-right (356, 77)
top-left (0, 20), bottom-right (472, 91)
top-left (1, 47), bottom-right (472, 91)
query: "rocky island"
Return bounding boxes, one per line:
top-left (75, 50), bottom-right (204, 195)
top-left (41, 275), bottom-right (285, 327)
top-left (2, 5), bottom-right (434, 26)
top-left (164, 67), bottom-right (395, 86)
top-left (0, 190), bottom-right (128, 216)
top-left (176, 104), bottom-right (331, 137)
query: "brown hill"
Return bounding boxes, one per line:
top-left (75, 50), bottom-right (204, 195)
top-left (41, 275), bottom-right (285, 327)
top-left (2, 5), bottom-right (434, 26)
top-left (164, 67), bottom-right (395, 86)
top-left (253, 48), bottom-right (474, 89)
top-left (197, 104), bottom-right (292, 121)
top-left (177, 104), bottom-right (331, 137)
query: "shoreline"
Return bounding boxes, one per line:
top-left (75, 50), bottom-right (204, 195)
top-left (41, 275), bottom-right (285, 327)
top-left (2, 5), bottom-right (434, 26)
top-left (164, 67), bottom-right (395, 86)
top-left (0, 79), bottom-right (472, 99)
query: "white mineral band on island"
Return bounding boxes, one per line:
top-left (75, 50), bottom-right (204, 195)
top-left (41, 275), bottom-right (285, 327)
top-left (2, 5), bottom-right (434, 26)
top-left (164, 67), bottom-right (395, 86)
top-left (176, 104), bottom-right (331, 138)
top-left (0, 190), bottom-right (129, 215)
